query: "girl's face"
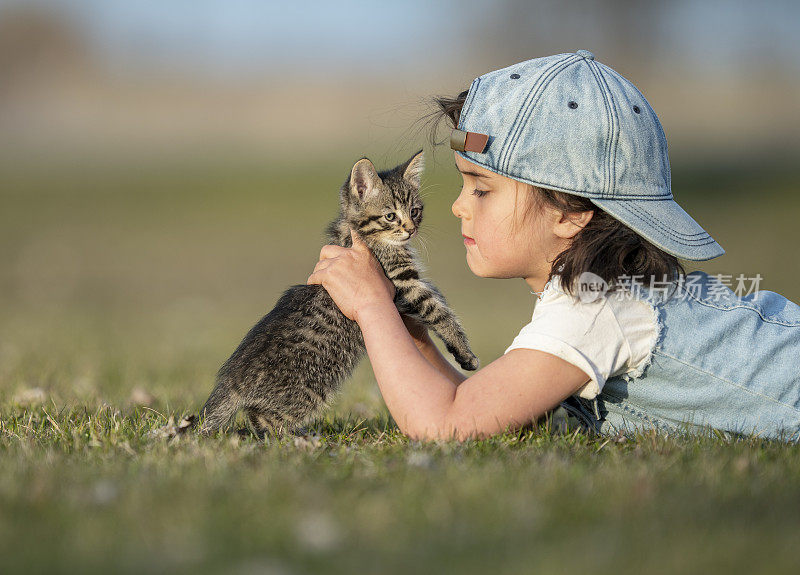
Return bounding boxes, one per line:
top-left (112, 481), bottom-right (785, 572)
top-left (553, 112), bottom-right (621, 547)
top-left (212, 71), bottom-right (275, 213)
top-left (452, 153), bottom-right (562, 286)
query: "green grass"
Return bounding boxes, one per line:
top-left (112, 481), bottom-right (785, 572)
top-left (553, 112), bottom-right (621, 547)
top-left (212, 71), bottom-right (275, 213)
top-left (1, 404), bottom-right (799, 574)
top-left (1, 156), bottom-right (799, 573)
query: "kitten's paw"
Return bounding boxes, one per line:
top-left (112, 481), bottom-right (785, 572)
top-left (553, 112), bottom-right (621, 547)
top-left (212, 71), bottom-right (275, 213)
top-left (457, 354), bottom-right (480, 371)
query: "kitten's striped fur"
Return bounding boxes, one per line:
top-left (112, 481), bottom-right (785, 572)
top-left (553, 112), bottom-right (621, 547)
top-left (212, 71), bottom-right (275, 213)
top-left (199, 151), bottom-right (477, 435)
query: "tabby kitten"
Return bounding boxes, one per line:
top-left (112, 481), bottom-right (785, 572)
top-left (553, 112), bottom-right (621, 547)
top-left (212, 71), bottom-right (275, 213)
top-left (199, 151), bottom-right (478, 436)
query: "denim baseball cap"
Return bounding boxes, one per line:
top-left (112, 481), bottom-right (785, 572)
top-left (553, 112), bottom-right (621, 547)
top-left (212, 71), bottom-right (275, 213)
top-left (451, 50), bottom-right (724, 261)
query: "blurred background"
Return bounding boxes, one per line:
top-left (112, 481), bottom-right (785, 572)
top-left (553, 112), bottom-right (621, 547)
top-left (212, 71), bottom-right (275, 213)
top-left (1, 0), bottom-right (799, 409)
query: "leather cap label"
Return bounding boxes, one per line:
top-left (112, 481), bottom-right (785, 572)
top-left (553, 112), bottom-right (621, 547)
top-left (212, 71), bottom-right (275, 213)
top-left (450, 129), bottom-right (489, 153)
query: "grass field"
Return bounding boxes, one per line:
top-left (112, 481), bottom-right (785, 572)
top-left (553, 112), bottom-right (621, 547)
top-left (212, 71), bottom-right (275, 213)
top-left (1, 154), bottom-right (799, 573)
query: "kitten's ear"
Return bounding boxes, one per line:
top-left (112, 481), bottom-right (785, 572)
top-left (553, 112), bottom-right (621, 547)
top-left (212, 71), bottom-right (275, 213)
top-left (402, 149), bottom-right (425, 188)
top-left (349, 158), bottom-right (381, 201)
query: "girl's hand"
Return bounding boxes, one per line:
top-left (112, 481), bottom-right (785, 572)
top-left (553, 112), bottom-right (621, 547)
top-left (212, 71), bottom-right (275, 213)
top-left (307, 229), bottom-right (396, 322)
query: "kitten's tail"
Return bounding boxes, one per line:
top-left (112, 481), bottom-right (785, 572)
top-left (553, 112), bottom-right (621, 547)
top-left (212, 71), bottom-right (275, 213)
top-left (198, 379), bottom-right (241, 435)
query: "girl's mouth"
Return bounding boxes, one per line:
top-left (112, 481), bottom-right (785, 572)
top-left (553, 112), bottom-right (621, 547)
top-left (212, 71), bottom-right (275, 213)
top-left (463, 234), bottom-right (476, 246)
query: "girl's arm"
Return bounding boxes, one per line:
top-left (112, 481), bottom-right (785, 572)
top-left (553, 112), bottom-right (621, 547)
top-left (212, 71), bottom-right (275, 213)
top-left (358, 300), bottom-right (589, 440)
top-left (308, 231), bottom-right (590, 441)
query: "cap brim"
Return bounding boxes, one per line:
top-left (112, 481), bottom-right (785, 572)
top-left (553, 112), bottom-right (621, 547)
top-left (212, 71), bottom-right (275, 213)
top-left (589, 196), bottom-right (725, 261)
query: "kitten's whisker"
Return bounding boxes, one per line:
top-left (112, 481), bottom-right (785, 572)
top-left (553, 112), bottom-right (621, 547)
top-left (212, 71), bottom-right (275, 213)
top-left (419, 183), bottom-right (443, 191)
top-left (418, 183), bottom-right (444, 199)
top-left (415, 233), bottom-right (432, 262)
top-left (419, 224), bottom-right (448, 241)
top-left (419, 231), bottom-right (439, 257)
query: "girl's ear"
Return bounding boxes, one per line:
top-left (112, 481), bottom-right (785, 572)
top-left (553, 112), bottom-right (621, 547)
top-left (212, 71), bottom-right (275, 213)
top-left (555, 210), bottom-right (594, 239)
top-left (402, 150), bottom-right (425, 188)
top-left (350, 158), bottom-right (381, 201)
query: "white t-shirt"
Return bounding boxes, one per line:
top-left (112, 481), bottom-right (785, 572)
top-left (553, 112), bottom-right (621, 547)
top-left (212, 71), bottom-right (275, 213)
top-left (504, 275), bottom-right (658, 400)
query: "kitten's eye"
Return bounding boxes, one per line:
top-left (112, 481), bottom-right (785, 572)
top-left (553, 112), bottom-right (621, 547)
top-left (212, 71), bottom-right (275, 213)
top-left (384, 212), bottom-right (396, 221)
top-left (410, 207), bottom-right (420, 219)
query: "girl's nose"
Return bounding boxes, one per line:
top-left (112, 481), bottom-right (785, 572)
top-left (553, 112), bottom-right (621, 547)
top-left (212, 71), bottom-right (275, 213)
top-left (452, 189), bottom-right (469, 219)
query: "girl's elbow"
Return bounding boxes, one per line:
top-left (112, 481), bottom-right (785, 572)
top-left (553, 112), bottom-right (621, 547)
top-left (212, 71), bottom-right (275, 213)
top-left (401, 415), bottom-right (485, 443)
top-left (402, 423), bottom-right (450, 442)
top-left (400, 418), bottom-right (457, 442)
top-left (404, 429), bottom-right (471, 442)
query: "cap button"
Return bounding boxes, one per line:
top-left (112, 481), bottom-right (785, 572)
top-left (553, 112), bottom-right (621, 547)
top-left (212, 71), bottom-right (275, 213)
top-left (576, 50), bottom-right (595, 60)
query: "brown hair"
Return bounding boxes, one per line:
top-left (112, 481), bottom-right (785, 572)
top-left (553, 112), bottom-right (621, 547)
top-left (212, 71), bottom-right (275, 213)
top-left (429, 90), bottom-right (685, 296)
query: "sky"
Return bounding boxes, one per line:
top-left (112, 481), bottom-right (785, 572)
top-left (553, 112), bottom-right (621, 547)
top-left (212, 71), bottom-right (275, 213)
top-left (2, 0), bottom-right (798, 80)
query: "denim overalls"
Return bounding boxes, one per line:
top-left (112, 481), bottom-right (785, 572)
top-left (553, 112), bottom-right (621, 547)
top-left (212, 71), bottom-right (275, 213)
top-left (558, 270), bottom-right (800, 442)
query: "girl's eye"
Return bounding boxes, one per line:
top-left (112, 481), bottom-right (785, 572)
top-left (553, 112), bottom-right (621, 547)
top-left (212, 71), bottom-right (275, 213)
top-left (384, 212), bottom-right (396, 221)
top-left (472, 189), bottom-right (489, 198)
top-left (410, 207), bottom-right (420, 218)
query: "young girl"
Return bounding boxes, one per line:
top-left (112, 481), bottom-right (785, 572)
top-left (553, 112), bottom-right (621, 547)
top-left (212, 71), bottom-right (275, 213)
top-left (307, 50), bottom-right (800, 442)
